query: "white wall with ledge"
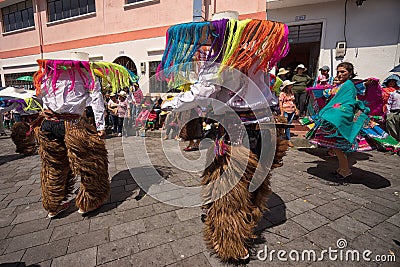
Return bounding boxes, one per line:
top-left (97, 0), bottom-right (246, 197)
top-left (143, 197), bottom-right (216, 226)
top-left (267, 0), bottom-right (400, 80)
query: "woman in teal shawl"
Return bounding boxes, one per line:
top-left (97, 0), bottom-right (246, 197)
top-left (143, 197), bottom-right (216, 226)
top-left (307, 62), bottom-right (370, 179)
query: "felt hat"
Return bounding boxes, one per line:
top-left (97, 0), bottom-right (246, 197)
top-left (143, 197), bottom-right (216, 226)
top-left (277, 68), bottom-right (289, 76)
top-left (295, 64), bottom-right (307, 72)
top-left (281, 80), bottom-right (295, 89)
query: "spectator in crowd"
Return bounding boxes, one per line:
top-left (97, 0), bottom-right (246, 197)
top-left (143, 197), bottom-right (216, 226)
top-left (277, 67), bottom-right (289, 81)
top-left (107, 93), bottom-right (119, 135)
top-left (292, 64), bottom-right (312, 117)
top-left (12, 108), bottom-right (21, 123)
top-left (152, 97), bottom-right (162, 129)
top-left (132, 85), bottom-right (143, 120)
top-left (3, 111), bottom-right (12, 129)
top-left (313, 65), bottom-right (334, 87)
top-left (117, 91), bottom-right (130, 137)
top-left (163, 112), bottom-right (180, 140)
top-left (279, 80), bottom-right (299, 147)
top-left (386, 86), bottom-right (400, 141)
top-left (285, 66), bottom-right (294, 81)
top-left (381, 74), bottom-right (400, 114)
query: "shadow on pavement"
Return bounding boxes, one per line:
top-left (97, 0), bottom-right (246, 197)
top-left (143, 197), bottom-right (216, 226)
top-left (0, 263), bottom-right (40, 267)
top-left (298, 148), bottom-right (391, 189)
top-left (133, 165), bottom-right (174, 201)
top-left (52, 169), bottom-right (141, 219)
top-left (86, 169), bottom-right (141, 217)
top-left (0, 153), bottom-right (25, 166)
top-left (252, 192), bottom-right (287, 248)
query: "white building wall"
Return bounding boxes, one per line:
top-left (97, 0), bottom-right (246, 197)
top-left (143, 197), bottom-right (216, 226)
top-left (267, 0), bottom-right (400, 80)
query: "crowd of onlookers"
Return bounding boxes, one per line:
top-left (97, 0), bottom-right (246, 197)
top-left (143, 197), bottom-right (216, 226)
top-left (275, 63), bottom-right (400, 147)
top-left (2, 65), bottom-right (399, 153)
top-left (0, 110), bottom-right (21, 136)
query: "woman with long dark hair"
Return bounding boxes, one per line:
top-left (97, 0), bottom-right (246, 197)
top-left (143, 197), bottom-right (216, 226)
top-left (307, 62), bottom-right (371, 179)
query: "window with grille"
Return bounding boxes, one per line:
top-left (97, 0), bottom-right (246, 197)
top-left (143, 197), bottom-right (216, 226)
top-left (149, 61), bottom-right (169, 93)
top-left (126, 0), bottom-right (147, 4)
top-left (47, 0), bottom-right (96, 22)
top-left (1, 0), bottom-right (34, 33)
top-left (288, 23), bottom-right (322, 44)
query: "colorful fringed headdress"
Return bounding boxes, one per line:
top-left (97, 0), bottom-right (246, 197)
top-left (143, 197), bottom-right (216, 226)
top-left (34, 60), bottom-right (135, 95)
top-left (91, 62), bottom-right (134, 93)
top-left (157, 18), bottom-right (289, 79)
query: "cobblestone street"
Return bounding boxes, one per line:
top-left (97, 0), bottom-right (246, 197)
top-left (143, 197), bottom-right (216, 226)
top-left (0, 131), bottom-right (399, 267)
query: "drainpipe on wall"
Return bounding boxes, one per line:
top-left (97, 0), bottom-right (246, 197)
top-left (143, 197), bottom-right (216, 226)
top-left (193, 0), bottom-right (203, 21)
top-left (35, 0), bottom-right (44, 59)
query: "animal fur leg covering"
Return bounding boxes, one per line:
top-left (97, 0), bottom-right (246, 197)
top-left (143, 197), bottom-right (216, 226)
top-left (64, 121), bottom-right (110, 212)
top-left (202, 145), bottom-right (267, 261)
top-left (11, 122), bottom-right (37, 155)
top-left (36, 127), bottom-right (74, 212)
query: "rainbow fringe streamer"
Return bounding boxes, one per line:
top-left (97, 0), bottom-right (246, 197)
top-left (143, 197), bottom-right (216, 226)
top-left (157, 18), bottom-right (290, 80)
top-left (91, 62), bottom-right (133, 94)
top-left (158, 21), bottom-right (212, 79)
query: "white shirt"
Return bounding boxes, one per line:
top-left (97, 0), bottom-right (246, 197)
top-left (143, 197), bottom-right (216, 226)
top-left (161, 62), bottom-right (277, 122)
top-left (387, 90), bottom-right (400, 113)
top-left (40, 72), bottom-right (105, 131)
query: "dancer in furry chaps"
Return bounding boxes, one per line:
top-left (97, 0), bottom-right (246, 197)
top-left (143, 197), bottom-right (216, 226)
top-left (33, 57), bottom-right (111, 218)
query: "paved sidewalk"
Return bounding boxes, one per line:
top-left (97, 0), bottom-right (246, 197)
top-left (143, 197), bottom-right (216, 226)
top-left (0, 131), bottom-right (399, 266)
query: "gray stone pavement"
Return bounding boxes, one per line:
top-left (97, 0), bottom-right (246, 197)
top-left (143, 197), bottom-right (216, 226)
top-left (0, 129), bottom-right (399, 267)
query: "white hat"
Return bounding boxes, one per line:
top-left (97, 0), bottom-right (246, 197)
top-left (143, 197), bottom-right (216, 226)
top-left (118, 91), bottom-right (127, 97)
top-left (295, 64), bottom-right (307, 72)
top-left (277, 68), bottom-right (289, 76)
top-left (0, 87), bottom-right (35, 100)
top-left (281, 80), bottom-right (295, 89)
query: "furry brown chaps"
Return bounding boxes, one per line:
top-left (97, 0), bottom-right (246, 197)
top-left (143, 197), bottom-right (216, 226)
top-left (64, 120), bottom-right (110, 212)
top-left (36, 119), bottom-right (109, 212)
top-left (11, 122), bottom-right (37, 155)
top-left (201, 117), bottom-right (289, 262)
top-left (202, 145), bottom-right (270, 261)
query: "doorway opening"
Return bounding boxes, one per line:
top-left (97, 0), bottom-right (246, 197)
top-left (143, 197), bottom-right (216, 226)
top-left (113, 56), bottom-right (138, 75)
top-left (279, 23), bottom-right (323, 79)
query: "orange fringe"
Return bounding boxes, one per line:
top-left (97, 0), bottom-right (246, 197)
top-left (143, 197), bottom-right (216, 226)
top-left (33, 59), bottom-right (46, 95)
top-left (224, 20), bottom-right (286, 73)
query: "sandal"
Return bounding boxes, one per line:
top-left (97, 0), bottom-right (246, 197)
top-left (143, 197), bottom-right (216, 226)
top-left (183, 146), bottom-right (199, 152)
top-left (47, 202), bottom-right (70, 219)
top-left (333, 171), bottom-right (352, 180)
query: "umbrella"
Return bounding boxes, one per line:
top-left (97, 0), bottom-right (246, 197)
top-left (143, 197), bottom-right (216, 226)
top-left (389, 64), bottom-right (400, 72)
top-left (16, 76), bottom-right (33, 82)
top-left (0, 87), bottom-right (35, 99)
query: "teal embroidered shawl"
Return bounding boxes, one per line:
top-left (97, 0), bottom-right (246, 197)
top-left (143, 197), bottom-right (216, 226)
top-left (317, 80), bottom-right (370, 143)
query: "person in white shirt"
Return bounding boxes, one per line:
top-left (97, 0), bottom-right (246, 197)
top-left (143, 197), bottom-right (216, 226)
top-left (386, 89), bottom-right (400, 141)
